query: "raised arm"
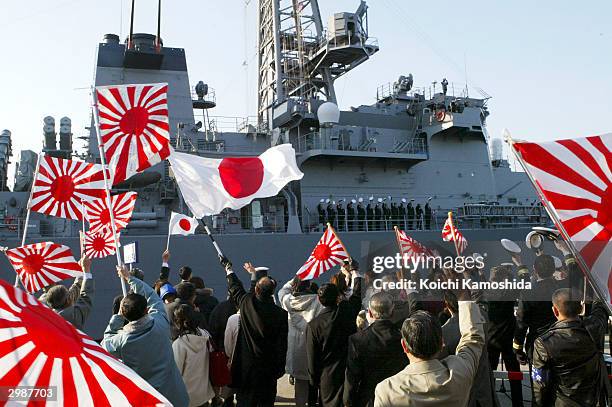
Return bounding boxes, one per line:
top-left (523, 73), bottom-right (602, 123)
top-left (159, 250), bottom-right (170, 282)
top-left (278, 278), bottom-right (294, 311)
top-left (71, 258), bottom-right (95, 328)
top-left (118, 264), bottom-right (167, 322)
top-left (219, 256), bottom-right (250, 308)
top-left (452, 296), bottom-right (485, 380)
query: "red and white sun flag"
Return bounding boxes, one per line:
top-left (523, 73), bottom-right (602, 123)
top-left (168, 144), bottom-right (304, 216)
top-left (0, 279), bottom-right (171, 406)
top-left (169, 212), bottom-right (198, 236)
top-left (442, 213), bottom-right (468, 255)
top-left (96, 83), bottom-right (171, 185)
top-left (85, 228), bottom-right (119, 259)
top-left (395, 228), bottom-right (433, 260)
top-left (84, 191), bottom-right (137, 233)
top-left (31, 156), bottom-right (108, 220)
top-left (510, 133), bottom-right (612, 301)
top-left (296, 225), bottom-right (349, 280)
top-left (5, 242), bottom-right (84, 293)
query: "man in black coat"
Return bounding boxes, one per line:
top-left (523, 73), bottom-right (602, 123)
top-left (347, 199), bottom-right (356, 231)
top-left (424, 197), bottom-right (432, 229)
top-left (407, 199), bottom-right (415, 229)
top-left (343, 292), bottom-right (407, 407)
top-left (220, 257), bottom-right (288, 407)
top-left (366, 197), bottom-right (375, 231)
top-left (532, 288), bottom-right (609, 406)
top-left (357, 198), bottom-right (366, 231)
top-left (336, 200), bottom-right (346, 231)
top-left (398, 199), bottom-right (407, 230)
top-left (307, 260), bottom-right (363, 407)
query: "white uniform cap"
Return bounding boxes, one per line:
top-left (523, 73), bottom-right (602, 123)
top-left (369, 196), bottom-right (374, 201)
top-left (351, 199), bottom-right (356, 204)
top-left (254, 266), bottom-right (269, 272)
top-left (401, 198), bottom-right (407, 203)
top-left (326, 199), bottom-right (330, 203)
top-left (377, 198), bottom-right (383, 203)
top-left (332, 201), bottom-right (336, 205)
top-left (319, 199), bottom-right (325, 203)
top-left (358, 197), bottom-right (364, 203)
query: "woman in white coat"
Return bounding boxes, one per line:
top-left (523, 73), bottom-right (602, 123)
top-left (278, 277), bottom-right (324, 407)
top-left (172, 304), bottom-right (216, 407)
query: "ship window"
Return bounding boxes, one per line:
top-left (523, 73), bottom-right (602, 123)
top-left (508, 197), bottom-right (517, 204)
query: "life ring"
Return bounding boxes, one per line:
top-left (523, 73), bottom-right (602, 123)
top-left (435, 109), bottom-right (446, 122)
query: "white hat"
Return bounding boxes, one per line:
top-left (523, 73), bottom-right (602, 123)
top-left (254, 266), bottom-right (269, 272)
top-left (500, 239), bottom-right (521, 254)
top-left (369, 196), bottom-right (374, 201)
top-left (427, 197), bottom-right (432, 201)
top-left (338, 199), bottom-right (345, 203)
top-left (525, 231), bottom-right (543, 250)
top-left (351, 199), bottom-right (356, 204)
top-left (377, 198), bottom-right (383, 203)
top-left (326, 199), bottom-right (330, 203)
top-left (319, 199), bottom-right (325, 203)
top-left (500, 262), bottom-right (514, 267)
top-left (401, 198), bottom-right (407, 203)
top-left (358, 197), bottom-right (364, 203)
top-left (388, 196), bottom-right (392, 200)
top-left (332, 201), bottom-right (336, 205)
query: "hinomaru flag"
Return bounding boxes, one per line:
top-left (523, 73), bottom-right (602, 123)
top-left (169, 212), bottom-right (199, 236)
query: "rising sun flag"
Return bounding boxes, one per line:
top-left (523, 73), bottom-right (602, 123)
top-left (296, 224), bottom-right (349, 280)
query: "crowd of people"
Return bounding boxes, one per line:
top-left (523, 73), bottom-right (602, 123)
top-left (317, 197), bottom-right (434, 232)
top-left (38, 237), bottom-right (611, 407)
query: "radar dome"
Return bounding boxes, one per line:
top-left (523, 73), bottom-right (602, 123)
top-left (317, 102), bottom-right (340, 124)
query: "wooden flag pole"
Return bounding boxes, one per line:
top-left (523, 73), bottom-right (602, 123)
top-left (14, 152), bottom-right (43, 287)
top-left (506, 133), bottom-right (612, 314)
top-left (91, 86), bottom-right (127, 297)
top-left (447, 211), bottom-right (461, 258)
top-left (327, 222), bottom-right (350, 258)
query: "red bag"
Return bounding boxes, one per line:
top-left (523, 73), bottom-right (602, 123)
top-left (208, 340), bottom-right (232, 387)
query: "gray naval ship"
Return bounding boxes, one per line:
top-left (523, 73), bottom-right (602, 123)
top-left (0, 1), bottom-right (547, 338)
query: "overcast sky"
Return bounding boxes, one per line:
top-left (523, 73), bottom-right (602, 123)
top-left (0, 0), bottom-right (610, 181)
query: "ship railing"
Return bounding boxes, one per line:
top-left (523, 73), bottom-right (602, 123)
top-left (207, 116), bottom-right (260, 133)
top-left (292, 131), bottom-right (427, 155)
top-left (190, 87), bottom-right (216, 105)
top-left (376, 81), bottom-right (472, 101)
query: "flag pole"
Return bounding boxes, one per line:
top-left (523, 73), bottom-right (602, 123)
top-left (447, 211), bottom-right (461, 257)
top-left (166, 230), bottom-right (171, 252)
top-left (91, 86), bottom-right (127, 297)
top-left (327, 222), bottom-right (350, 258)
top-left (393, 226), bottom-right (407, 280)
top-left (14, 152), bottom-right (43, 287)
top-left (198, 219), bottom-right (224, 257)
top-left (506, 133), bottom-right (612, 313)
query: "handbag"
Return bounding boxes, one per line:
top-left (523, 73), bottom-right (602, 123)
top-left (208, 338), bottom-right (232, 387)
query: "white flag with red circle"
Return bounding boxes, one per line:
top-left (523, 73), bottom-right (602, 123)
top-left (169, 212), bottom-right (198, 236)
top-left (84, 191), bottom-right (137, 233)
top-left (442, 214), bottom-right (468, 254)
top-left (5, 242), bottom-right (85, 293)
top-left (96, 83), bottom-right (170, 185)
top-left (395, 228), bottom-right (434, 260)
top-left (168, 144), bottom-right (304, 216)
top-left (31, 156), bottom-right (108, 220)
top-left (84, 228), bottom-right (119, 259)
top-left (296, 225), bottom-right (349, 280)
top-left (510, 133), bottom-right (611, 301)
top-left (0, 278), bottom-right (171, 405)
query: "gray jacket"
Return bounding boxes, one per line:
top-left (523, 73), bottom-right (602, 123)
top-left (101, 276), bottom-right (189, 407)
top-left (49, 276), bottom-right (94, 331)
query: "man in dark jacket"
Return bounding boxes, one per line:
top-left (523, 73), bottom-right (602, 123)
top-left (166, 282), bottom-right (208, 339)
top-left (513, 254), bottom-right (565, 362)
top-left (532, 288), bottom-right (609, 406)
top-left (306, 260), bottom-right (363, 407)
top-left (343, 292), bottom-right (407, 407)
top-left (220, 257), bottom-right (288, 407)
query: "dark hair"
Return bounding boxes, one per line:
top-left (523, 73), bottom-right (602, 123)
top-left (174, 304), bottom-right (200, 337)
top-left (330, 273), bottom-right (348, 295)
top-left (552, 288), bottom-right (583, 318)
top-left (534, 255), bottom-right (555, 279)
top-left (176, 282), bottom-right (196, 302)
top-left (121, 293), bottom-right (148, 321)
top-left (443, 291), bottom-right (459, 315)
top-left (309, 281), bottom-right (319, 293)
top-left (291, 276), bottom-right (311, 294)
top-left (189, 276), bottom-right (205, 289)
top-left (129, 267), bottom-right (144, 281)
top-left (179, 266), bottom-right (193, 281)
top-left (46, 285), bottom-right (69, 310)
top-left (490, 265), bottom-right (512, 282)
top-left (317, 283), bottom-right (339, 307)
top-left (255, 277), bottom-right (276, 299)
top-left (401, 311), bottom-right (443, 359)
top-left (153, 279), bottom-right (166, 296)
top-left (112, 294), bottom-right (123, 315)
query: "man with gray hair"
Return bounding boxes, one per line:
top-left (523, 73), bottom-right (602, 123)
top-left (344, 291), bottom-right (407, 407)
top-left (45, 255), bottom-right (94, 331)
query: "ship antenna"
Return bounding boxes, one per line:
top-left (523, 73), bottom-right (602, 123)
top-left (156, 0), bottom-right (162, 52)
top-left (128, 0), bottom-right (135, 49)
